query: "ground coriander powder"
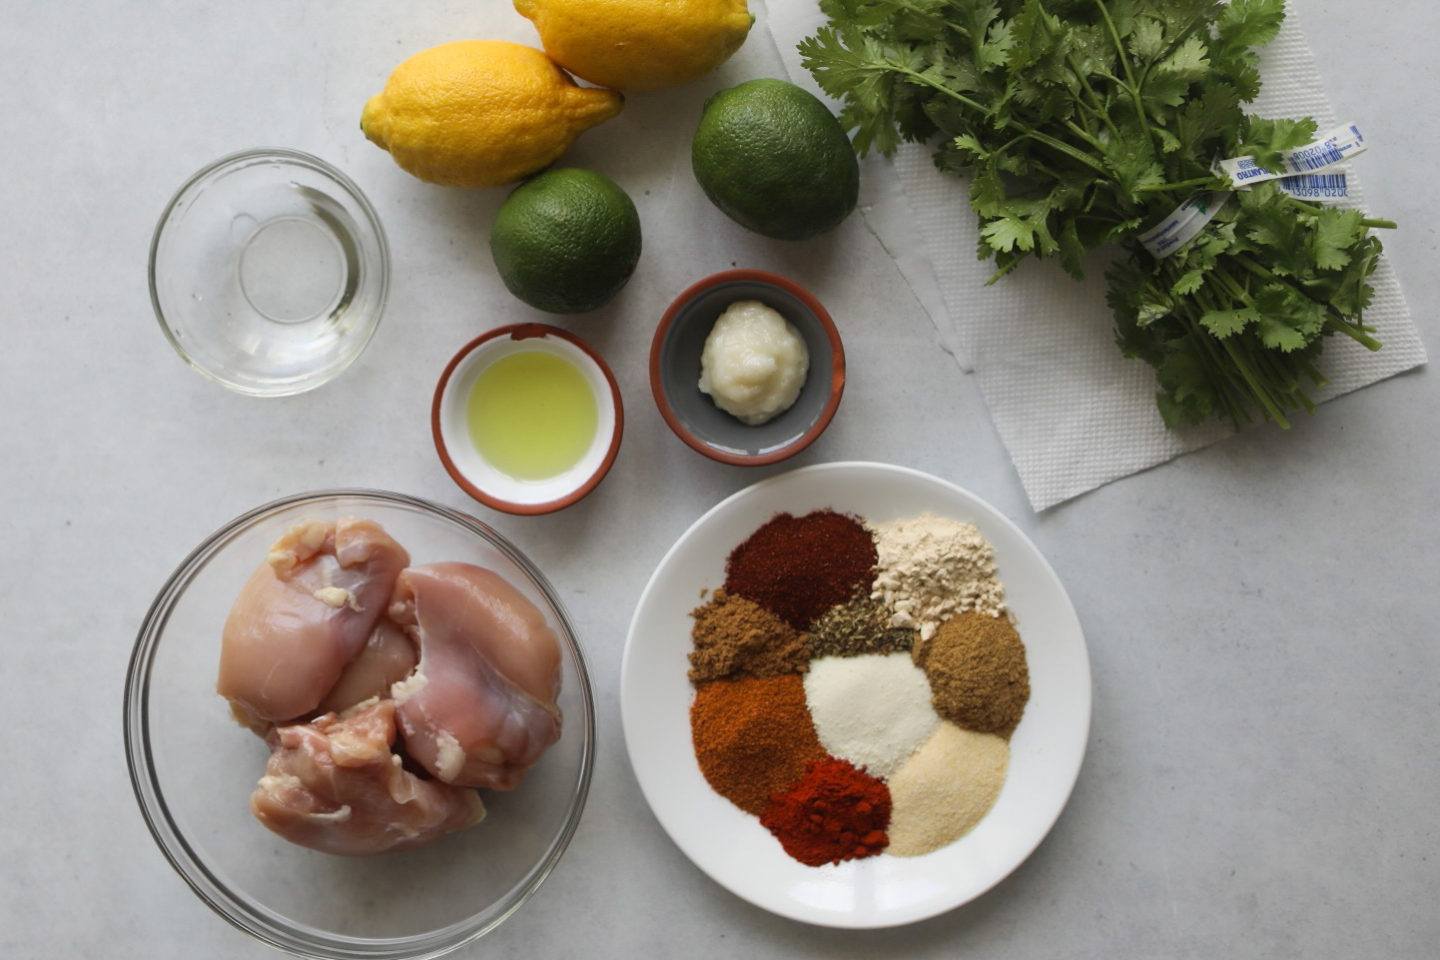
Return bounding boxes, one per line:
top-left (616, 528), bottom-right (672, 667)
top-left (913, 610), bottom-right (1029, 738)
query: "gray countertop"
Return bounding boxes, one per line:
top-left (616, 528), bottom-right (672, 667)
top-left (2, 1), bottom-right (1435, 957)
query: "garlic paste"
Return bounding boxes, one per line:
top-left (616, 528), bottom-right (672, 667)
top-left (697, 300), bottom-right (809, 425)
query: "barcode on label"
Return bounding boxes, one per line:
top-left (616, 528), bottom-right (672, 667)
top-left (1277, 172), bottom-right (1349, 200)
top-left (1289, 144), bottom-right (1346, 171)
top-left (1217, 122), bottom-right (1366, 188)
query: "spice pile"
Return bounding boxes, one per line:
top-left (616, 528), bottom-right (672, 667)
top-left (688, 508), bottom-right (1030, 867)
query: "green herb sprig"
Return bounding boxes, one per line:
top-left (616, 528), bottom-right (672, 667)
top-left (800, 0), bottom-right (1394, 428)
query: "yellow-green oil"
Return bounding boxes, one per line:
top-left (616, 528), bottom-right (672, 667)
top-left (466, 350), bottom-right (598, 481)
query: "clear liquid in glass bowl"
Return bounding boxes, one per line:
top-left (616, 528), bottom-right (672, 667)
top-left (149, 149), bottom-right (389, 397)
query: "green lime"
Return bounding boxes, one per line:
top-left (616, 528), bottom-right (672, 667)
top-left (691, 77), bottom-right (859, 241)
top-left (490, 168), bottom-right (642, 314)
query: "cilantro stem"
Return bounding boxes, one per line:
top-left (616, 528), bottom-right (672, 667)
top-left (1299, 358), bottom-right (1328, 387)
top-left (1185, 287), bottom-right (1262, 416)
top-left (1324, 316), bottom-right (1383, 351)
top-left (1025, 128), bottom-right (1108, 174)
top-left (1062, 119), bottom-right (1108, 154)
top-left (1067, 53), bottom-right (1123, 140)
top-left (1227, 252), bottom-right (1281, 285)
top-left (1094, 0), bottom-right (1158, 147)
top-left (1209, 262), bottom-right (1254, 307)
top-left (1219, 336), bottom-right (1290, 427)
top-left (1137, 177), bottom-right (1225, 193)
top-left (1185, 280), bottom-right (1300, 426)
top-left (1180, 314), bottom-right (1250, 428)
top-left (1069, 96), bottom-right (1103, 141)
top-left (1229, 253), bottom-right (1383, 350)
top-left (894, 65), bottom-right (1113, 177)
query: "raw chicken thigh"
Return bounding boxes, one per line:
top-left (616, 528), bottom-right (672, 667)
top-left (218, 517), bottom-right (410, 725)
top-left (251, 698), bottom-right (484, 856)
top-left (389, 563), bottom-right (563, 790)
top-left (218, 518), bottom-right (565, 855)
top-left (318, 618), bottom-right (418, 715)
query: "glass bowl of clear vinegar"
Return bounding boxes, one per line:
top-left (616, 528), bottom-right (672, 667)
top-left (149, 148), bottom-right (390, 397)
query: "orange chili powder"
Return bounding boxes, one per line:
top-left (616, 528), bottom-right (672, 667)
top-left (690, 674), bottom-right (826, 816)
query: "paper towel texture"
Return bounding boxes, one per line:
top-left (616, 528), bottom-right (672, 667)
top-left (763, 1), bottom-right (1427, 510)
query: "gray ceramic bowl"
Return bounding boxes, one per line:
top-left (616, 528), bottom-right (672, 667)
top-left (650, 269), bottom-right (845, 466)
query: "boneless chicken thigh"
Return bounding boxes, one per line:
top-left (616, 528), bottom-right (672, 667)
top-left (388, 563), bottom-right (563, 790)
top-left (218, 517), bottom-right (410, 725)
top-left (318, 618), bottom-right (418, 715)
top-left (219, 519), bottom-right (566, 855)
top-left (251, 698), bottom-right (484, 856)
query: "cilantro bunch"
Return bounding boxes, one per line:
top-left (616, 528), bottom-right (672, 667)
top-left (800, 0), bottom-right (1394, 428)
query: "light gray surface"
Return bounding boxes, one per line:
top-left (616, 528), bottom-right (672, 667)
top-left (1, 1), bottom-right (1435, 958)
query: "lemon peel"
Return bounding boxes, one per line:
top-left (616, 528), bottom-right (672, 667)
top-left (361, 40), bottom-right (622, 189)
top-left (515, 0), bottom-right (753, 92)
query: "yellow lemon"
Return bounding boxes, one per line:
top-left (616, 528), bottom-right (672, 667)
top-left (361, 40), bottom-right (623, 188)
top-left (514, 0), bottom-right (754, 92)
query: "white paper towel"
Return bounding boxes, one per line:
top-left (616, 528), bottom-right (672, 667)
top-left (760, 1), bottom-right (1428, 510)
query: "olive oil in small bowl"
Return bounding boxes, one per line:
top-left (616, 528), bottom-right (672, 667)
top-left (433, 325), bottom-right (623, 514)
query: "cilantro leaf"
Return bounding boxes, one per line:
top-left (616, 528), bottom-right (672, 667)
top-left (1171, 268), bottom-right (1207, 296)
top-left (1103, 137), bottom-right (1165, 201)
top-left (979, 197), bottom-right (1057, 255)
top-left (1141, 70), bottom-right (1192, 118)
top-left (1200, 306), bottom-right (1257, 337)
top-left (801, 0), bottom-right (1392, 429)
top-left (1058, 216), bottom-right (1087, 279)
top-left (1156, 35), bottom-right (1210, 83)
top-left (1173, 82), bottom-right (1241, 155)
top-left (1242, 115), bottom-right (1319, 172)
top-left (1310, 207), bottom-right (1365, 271)
top-left (1256, 315), bottom-right (1310, 352)
top-left (1008, 0), bottom-right (1060, 72)
top-left (1214, 0), bottom-right (1286, 64)
top-left (1128, 18), bottom-right (1166, 63)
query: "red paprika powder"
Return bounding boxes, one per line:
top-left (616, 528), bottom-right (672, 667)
top-left (724, 510), bottom-right (877, 630)
top-left (760, 757), bottom-right (891, 866)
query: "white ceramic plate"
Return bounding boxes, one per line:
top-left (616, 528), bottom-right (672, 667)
top-left (620, 462), bottom-right (1090, 928)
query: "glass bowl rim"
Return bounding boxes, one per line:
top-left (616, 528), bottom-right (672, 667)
top-left (123, 488), bottom-right (596, 960)
top-left (147, 147), bottom-right (392, 397)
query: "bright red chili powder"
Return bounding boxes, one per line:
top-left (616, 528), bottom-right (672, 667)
top-left (723, 510), bottom-right (876, 630)
top-left (759, 757), bottom-right (891, 867)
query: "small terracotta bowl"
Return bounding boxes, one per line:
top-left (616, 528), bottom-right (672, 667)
top-left (433, 324), bottom-right (623, 514)
top-left (650, 269), bottom-right (845, 466)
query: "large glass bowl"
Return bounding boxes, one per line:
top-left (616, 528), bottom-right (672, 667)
top-left (124, 491), bottom-right (595, 959)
